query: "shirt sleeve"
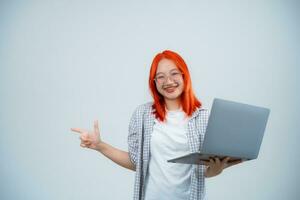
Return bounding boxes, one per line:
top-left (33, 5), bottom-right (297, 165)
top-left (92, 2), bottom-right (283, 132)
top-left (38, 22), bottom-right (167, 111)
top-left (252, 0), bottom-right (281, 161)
top-left (127, 106), bottom-right (140, 167)
top-left (202, 109), bottom-right (210, 137)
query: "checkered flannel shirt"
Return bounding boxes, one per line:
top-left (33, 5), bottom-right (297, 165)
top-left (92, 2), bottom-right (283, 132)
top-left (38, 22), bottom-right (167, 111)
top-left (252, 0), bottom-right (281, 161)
top-left (128, 101), bottom-right (210, 200)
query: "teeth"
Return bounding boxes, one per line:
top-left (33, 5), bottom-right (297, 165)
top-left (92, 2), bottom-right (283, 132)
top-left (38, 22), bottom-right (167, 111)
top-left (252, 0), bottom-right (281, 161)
top-left (165, 86), bottom-right (177, 90)
top-left (165, 86), bottom-right (176, 92)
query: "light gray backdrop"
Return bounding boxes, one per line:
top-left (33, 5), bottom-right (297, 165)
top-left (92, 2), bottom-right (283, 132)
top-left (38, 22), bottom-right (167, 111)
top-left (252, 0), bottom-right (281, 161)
top-left (0, 0), bottom-right (299, 199)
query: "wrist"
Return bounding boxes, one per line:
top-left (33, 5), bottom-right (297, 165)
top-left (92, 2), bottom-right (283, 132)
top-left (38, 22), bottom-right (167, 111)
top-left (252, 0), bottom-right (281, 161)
top-left (95, 141), bottom-right (106, 152)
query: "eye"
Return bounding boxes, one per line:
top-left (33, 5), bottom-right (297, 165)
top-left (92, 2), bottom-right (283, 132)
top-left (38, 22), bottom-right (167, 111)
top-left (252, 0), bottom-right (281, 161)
top-left (157, 75), bottom-right (165, 79)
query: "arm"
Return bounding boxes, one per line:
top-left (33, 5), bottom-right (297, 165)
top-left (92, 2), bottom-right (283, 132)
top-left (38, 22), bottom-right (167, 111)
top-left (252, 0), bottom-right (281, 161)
top-left (71, 120), bottom-right (136, 171)
top-left (96, 142), bottom-right (135, 171)
top-left (97, 105), bottom-right (142, 171)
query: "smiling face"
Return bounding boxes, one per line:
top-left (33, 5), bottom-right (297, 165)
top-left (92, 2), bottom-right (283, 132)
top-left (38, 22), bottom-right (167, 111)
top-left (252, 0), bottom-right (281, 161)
top-left (154, 58), bottom-right (184, 102)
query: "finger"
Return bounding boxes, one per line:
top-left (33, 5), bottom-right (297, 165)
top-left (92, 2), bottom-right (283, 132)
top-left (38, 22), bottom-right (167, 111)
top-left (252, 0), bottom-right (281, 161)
top-left (202, 160), bottom-right (211, 166)
top-left (215, 157), bottom-right (221, 166)
top-left (94, 120), bottom-right (100, 135)
top-left (81, 139), bottom-right (92, 147)
top-left (80, 138), bottom-right (91, 146)
top-left (71, 128), bottom-right (84, 134)
top-left (227, 160), bottom-right (243, 168)
top-left (82, 140), bottom-right (91, 146)
top-left (222, 157), bottom-right (231, 165)
top-left (80, 143), bottom-right (87, 148)
top-left (80, 135), bottom-right (89, 142)
top-left (80, 133), bottom-right (89, 141)
top-left (209, 158), bottom-right (214, 165)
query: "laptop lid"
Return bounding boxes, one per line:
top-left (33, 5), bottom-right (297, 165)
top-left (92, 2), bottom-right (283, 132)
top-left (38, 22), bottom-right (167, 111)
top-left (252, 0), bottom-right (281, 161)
top-left (201, 98), bottom-right (270, 160)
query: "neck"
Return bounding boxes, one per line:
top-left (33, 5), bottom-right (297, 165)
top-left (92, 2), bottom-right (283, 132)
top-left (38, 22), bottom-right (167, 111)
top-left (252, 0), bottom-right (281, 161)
top-left (164, 98), bottom-right (182, 111)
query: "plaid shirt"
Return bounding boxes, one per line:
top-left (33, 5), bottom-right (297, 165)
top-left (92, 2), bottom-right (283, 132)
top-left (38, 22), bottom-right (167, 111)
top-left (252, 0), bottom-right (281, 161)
top-left (128, 102), bottom-right (210, 200)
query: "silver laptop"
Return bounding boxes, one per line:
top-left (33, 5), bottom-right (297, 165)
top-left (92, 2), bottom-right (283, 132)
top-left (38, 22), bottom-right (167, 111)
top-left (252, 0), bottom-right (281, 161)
top-left (167, 98), bottom-right (270, 164)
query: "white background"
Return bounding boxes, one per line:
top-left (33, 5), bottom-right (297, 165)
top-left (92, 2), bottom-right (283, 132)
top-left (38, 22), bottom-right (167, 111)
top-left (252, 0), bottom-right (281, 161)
top-left (0, 1), bottom-right (299, 199)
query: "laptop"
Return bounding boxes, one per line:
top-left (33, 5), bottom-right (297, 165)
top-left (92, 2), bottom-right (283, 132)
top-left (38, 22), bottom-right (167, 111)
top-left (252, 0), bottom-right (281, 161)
top-left (167, 98), bottom-right (270, 164)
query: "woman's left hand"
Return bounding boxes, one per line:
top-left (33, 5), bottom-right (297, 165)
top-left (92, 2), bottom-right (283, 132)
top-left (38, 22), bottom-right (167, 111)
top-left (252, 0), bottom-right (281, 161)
top-left (203, 157), bottom-right (243, 178)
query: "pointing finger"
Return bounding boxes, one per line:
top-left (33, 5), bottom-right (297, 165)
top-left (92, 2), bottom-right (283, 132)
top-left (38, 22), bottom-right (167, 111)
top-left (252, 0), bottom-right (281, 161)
top-left (71, 128), bottom-right (84, 134)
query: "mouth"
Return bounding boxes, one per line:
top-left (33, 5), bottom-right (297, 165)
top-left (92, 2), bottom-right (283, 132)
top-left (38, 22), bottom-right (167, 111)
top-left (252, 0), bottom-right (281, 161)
top-left (164, 86), bottom-right (178, 93)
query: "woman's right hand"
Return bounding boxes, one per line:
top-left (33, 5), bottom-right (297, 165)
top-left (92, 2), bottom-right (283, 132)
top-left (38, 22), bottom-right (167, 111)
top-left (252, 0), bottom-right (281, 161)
top-left (71, 120), bottom-right (102, 150)
top-left (71, 120), bottom-right (135, 171)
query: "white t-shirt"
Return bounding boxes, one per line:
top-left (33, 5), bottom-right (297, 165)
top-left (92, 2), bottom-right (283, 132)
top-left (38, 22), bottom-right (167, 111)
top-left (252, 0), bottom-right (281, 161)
top-left (144, 107), bottom-right (192, 200)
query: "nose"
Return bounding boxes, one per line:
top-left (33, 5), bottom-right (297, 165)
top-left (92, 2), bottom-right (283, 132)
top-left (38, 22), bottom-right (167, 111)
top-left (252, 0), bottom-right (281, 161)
top-left (165, 76), bottom-right (174, 84)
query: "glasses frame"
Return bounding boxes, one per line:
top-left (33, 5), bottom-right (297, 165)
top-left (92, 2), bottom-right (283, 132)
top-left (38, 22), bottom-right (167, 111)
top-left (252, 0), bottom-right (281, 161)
top-left (153, 71), bottom-right (184, 84)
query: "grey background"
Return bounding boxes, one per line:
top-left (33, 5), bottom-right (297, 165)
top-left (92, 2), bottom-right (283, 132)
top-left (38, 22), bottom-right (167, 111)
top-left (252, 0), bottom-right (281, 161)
top-left (0, 0), bottom-right (299, 199)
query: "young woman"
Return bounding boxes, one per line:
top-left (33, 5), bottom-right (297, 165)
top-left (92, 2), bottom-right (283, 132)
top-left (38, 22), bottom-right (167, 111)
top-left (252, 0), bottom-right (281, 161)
top-left (71, 50), bottom-right (242, 200)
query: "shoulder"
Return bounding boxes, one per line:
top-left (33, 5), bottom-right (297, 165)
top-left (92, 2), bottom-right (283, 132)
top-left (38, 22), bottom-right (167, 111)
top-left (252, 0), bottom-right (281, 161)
top-left (199, 107), bottom-right (210, 114)
top-left (195, 106), bottom-right (210, 115)
top-left (194, 107), bottom-right (210, 122)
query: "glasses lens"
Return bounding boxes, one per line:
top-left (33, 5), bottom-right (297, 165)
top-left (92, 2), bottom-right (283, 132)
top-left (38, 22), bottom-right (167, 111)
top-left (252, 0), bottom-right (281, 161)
top-left (155, 71), bottom-right (183, 84)
top-left (156, 75), bottom-right (165, 84)
top-left (171, 72), bottom-right (182, 80)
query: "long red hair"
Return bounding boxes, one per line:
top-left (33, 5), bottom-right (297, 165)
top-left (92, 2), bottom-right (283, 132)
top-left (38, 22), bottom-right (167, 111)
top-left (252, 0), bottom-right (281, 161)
top-left (148, 50), bottom-right (202, 122)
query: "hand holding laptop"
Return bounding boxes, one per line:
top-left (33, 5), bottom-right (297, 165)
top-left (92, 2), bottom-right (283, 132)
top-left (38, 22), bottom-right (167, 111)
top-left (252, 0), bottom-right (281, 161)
top-left (202, 156), bottom-right (243, 178)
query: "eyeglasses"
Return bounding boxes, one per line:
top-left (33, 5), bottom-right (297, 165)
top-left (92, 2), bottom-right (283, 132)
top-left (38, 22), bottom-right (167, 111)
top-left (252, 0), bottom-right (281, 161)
top-left (154, 70), bottom-right (184, 84)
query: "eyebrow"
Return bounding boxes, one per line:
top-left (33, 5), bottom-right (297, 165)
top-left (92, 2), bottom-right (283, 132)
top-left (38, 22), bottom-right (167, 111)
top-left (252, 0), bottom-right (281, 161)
top-left (156, 68), bottom-right (180, 75)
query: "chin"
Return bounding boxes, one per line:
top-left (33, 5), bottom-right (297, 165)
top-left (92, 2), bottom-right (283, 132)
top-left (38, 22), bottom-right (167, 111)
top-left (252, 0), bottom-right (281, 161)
top-left (164, 92), bottom-right (182, 99)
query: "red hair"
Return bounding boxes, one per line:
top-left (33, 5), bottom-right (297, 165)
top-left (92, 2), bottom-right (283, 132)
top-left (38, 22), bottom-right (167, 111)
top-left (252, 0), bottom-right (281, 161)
top-left (148, 50), bottom-right (202, 122)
